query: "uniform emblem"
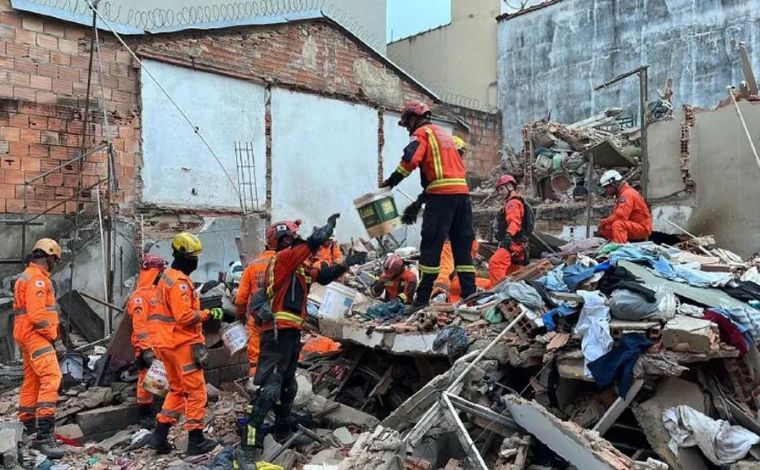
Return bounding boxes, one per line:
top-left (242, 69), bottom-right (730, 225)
top-left (35, 280), bottom-right (45, 288)
top-left (134, 298), bottom-right (143, 304)
top-left (179, 284), bottom-right (188, 291)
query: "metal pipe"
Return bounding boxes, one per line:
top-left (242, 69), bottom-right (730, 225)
top-left (727, 86), bottom-right (760, 170)
top-left (78, 291), bottom-right (124, 313)
top-left (640, 66), bottom-right (649, 198)
top-left (442, 392), bottom-right (489, 470)
top-left (95, 185), bottom-right (110, 336)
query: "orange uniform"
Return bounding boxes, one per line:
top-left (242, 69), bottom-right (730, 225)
top-left (309, 241), bottom-right (342, 269)
top-left (149, 268), bottom-right (210, 432)
top-left (235, 250), bottom-right (276, 376)
top-left (127, 268), bottom-right (161, 407)
top-left (377, 270), bottom-right (418, 304)
top-left (436, 240), bottom-right (483, 301)
top-left (263, 244), bottom-right (319, 331)
top-left (489, 196), bottom-right (528, 286)
top-left (391, 124), bottom-right (469, 195)
top-left (598, 182), bottom-right (652, 243)
top-left (13, 263), bottom-right (62, 423)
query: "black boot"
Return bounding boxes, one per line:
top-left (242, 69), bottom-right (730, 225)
top-left (186, 429), bottom-right (218, 456)
top-left (33, 418), bottom-right (64, 460)
top-left (22, 419), bottom-right (36, 436)
top-left (148, 422), bottom-right (173, 454)
top-left (138, 404), bottom-right (155, 429)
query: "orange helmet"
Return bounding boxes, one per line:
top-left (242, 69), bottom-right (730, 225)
top-left (266, 220), bottom-right (302, 250)
top-left (383, 254), bottom-right (405, 279)
top-left (141, 254), bottom-right (166, 270)
top-left (399, 101), bottom-right (432, 127)
top-left (32, 238), bottom-right (62, 260)
top-left (496, 175), bottom-right (517, 190)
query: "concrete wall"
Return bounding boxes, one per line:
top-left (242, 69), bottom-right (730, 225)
top-left (647, 111), bottom-right (686, 200)
top-left (271, 89), bottom-right (379, 241)
top-left (691, 101), bottom-right (760, 257)
top-left (140, 60), bottom-right (266, 211)
top-left (388, 0), bottom-right (501, 109)
top-left (497, 0), bottom-right (760, 148)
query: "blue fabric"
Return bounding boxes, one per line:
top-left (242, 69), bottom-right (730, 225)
top-left (712, 306), bottom-right (760, 344)
top-left (609, 245), bottom-right (658, 264)
top-left (563, 264), bottom-right (597, 291)
top-left (588, 333), bottom-right (652, 397)
top-left (539, 265), bottom-right (569, 292)
top-left (594, 261), bottom-right (613, 273)
top-left (651, 256), bottom-right (677, 279)
top-left (651, 257), bottom-right (733, 288)
top-left (542, 304), bottom-right (578, 332)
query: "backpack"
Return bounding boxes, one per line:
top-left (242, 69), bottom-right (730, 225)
top-left (494, 197), bottom-right (535, 243)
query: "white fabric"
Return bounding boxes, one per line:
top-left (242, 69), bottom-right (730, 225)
top-left (742, 266), bottom-right (760, 285)
top-left (573, 290), bottom-right (613, 377)
top-left (663, 405), bottom-right (760, 465)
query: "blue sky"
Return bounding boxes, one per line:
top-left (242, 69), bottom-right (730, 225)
top-left (387, 0), bottom-right (452, 43)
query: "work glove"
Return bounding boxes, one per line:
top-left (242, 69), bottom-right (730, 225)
top-left (54, 340), bottom-right (66, 360)
top-left (498, 235), bottom-right (513, 250)
top-left (342, 251), bottom-right (365, 268)
top-left (401, 200), bottom-right (423, 225)
top-left (208, 307), bottom-right (224, 321)
top-left (140, 349), bottom-right (155, 368)
top-left (379, 180), bottom-right (392, 189)
top-left (308, 213), bottom-right (340, 249)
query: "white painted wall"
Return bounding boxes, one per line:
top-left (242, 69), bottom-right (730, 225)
top-left (141, 60), bottom-right (266, 211)
top-left (271, 89), bottom-right (379, 240)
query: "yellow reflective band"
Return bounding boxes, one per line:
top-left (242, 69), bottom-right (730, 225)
top-left (427, 178), bottom-right (468, 189)
top-left (395, 165), bottom-right (411, 177)
top-left (399, 293), bottom-right (407, 302)
top-left (418, 264), bottom-right (441, 275)
top-left (247, 424), bottom-right (256, 446)
top-left (456, 265), bottom-right (476, 273)
top-left (425, 128), bottom-right (444, 180)
top-left (266, 256), bottom-right (276, 298)
top-left (274, 312), bottom-right (303, 325)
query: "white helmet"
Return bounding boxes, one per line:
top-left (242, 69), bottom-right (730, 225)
top-left (599, 170), bottom-right (623, 187)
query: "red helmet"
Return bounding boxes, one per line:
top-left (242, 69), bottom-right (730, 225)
top-left (383, 254), bottom-right (405, 279)
top-left (141, 254), bottom-right (166, 270)
top-left (266, 219), bottom-right (302, 250)
top-left (398, 101), bottom-right (432, 127)
top-left (496, 175), bottom-right (517, 190)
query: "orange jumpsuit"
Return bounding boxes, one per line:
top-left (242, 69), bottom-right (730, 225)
top-left (489, 196), bottom-right (528, 286)
top-left (127, 268), bottom-right (161, 407)
top-left (309, 241), bottom-right (342, 269)
top-left (13, 263), bottom-right (62, 424)
top-left (235, 250), bottom-right (275, 376)
top-left (376, 269), bottom-right (418, 304)
top-left (149, 268), bottom-right (210, 431)
top-left (436, 240), bottom-right (485, 301)
top-left (598, 183), bottom-right (653, 243)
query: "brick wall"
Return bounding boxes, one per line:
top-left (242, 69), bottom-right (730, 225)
top-left (443, 104), bottom-right (502, 181)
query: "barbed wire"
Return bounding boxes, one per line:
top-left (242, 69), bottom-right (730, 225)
top-left (27, 0), bottom-right (499, 112)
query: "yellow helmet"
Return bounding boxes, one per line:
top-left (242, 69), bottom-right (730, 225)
top-left (452, 136), bottom-right (467, 154)
top-left (171, 232), bottom-right (202, 258)
top-left (32, 238), bottom-right (62, 259)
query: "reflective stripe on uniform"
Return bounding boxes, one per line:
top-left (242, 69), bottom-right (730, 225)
top-left (50, 305), bottom-right (60, 313)
top-left (247, 424), bottom-right (256, 446)
top-left (160, 273), bottom-right (175, 287)
top-left (13, 309), bottom-right (26, 316)
top-left (182, 362), bottom-right (200, 373)
top-left (266, 257), bottom-right (276, 298)
top-left (136, 332), bottom-right (149, 340)
top-left (18, 273), bottom-right (31, 282)
top-left (395, 165), bottom-right (411, 177)
top-left (419, 264), bottom-right (441, 275)
top-left (456, 265), bottom-right (476, 273)
top-left (189, 311), bottom-right (202, 325)
top-left (427, 178), bottom-right (468, 189)
top-left (160, 409), bottom-right (181, 419)
top-left (33, 320), bottom-right (50, 329)
top-left (18, 406), bottom-right (36, 414)
top-left (37, 401), bottom-right (56, 409)
top-left (274, 312), bottom-right (303, 326)
top-left (148, 314), bottom-right (175, 323)
top-left (425, 128), bottom-right (444, 180)
top-left (186, 419), bottom-right (203, 425)
top-left (31, 346), bottom-right (54, 359)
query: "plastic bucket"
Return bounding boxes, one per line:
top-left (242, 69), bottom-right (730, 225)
top-left (221, 321), bottom-right (249, 356)
top-left (143, 359), bottom-right (169, 397)
top-left (353, 190), bottom-right (401, 238)
top-left (318, 282), bottom-right (357, 319)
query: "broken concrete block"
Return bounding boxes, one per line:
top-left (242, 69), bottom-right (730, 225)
top-left (76, 404), bottom-right (139, 440)
top-left (332, 427), bottom-right (356, 446)
top-left (504, 395), bottom-right (635, 470)
top-left (206, 383), bottom-right (219, 403)
top-left (306, 395), bottom-right (379, 430)
top-left (308, 448), bottom-right (344, 466)
top-left (94, 429), bottom-right (132, 452)
top-left (662, 315), bottom-right (719, 353)
top-left (731, 461), bottom-right (760, 470)
top-left (338, 426), bottom-right (406, 470)
top-left (632, 377), bottom-right (706, 470)
top-left (55, 424), bottom-right (84, 443)
top-left (0, 428), bottom-right (17, 457)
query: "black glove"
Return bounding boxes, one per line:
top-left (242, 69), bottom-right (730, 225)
top-left (342, 251), bottom-right (365, 268)
top-left (140, 349), bottom-right (155, 368)
top-left (401, 200), bottom-right (423, 225)
top-left (307, 213), bottom-right (340, 250)
top-left (498, 235), bottom-right (513, 250)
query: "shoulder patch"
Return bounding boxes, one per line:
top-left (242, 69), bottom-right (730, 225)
top-left (402, 140), bottom-right (421, 162)
top-left (133, 297), bottom-right (143, 304)
top-left (179, 284), bottom-right (188, 291)
top-left (35, 280), bottom-right (45, 288)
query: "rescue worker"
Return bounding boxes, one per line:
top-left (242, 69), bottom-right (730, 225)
top-left (13, 238), bottom-right (65, 459)
top-left (381, 101), bottom-right (476, 312)
top-left (489, 175), bottom-right (533, 286)
top-left (235, 234), bottom-right (280, 377)
top-left (238, 214), bottom-right (362, 465)
top-left (127, 254), bottom-right (165, 429)
top-left (148, 232), bottom-right (225, 455)
top-left (597, 170), bottom-right (653, 243)
top-left (371, 254), bottom-right (418, 304)
top-left (309, 236), bottom-right (343, 269)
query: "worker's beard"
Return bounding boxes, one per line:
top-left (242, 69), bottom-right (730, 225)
top-left (172, 256), bottom-right (199, 276)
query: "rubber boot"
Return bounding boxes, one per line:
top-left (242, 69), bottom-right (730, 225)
top-left (33, 418), bottom-right (64, 460)
top-left (233, 444), bottom-right (261, 470)
top-left (138, 404), bottom-right (155, 429)
top-left (22, 419), bottom-right (36, 436)
top-left (186, 429), bottom-right (219, 456)
top-left (148, 422), bottom-right (173, 454)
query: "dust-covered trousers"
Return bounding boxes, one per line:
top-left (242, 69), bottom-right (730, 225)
top-left (155, 343), bottom-right (207, 431)
top-left (598, 220), bottom-right (650, 244)
top-left (416, 194), bottom-right (476, 305)
top-left (17, 333), bottom-right (61, 423)
top-left (246, 328), bottom-right (301, 447)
